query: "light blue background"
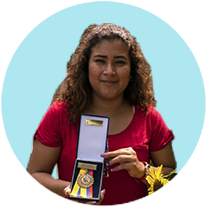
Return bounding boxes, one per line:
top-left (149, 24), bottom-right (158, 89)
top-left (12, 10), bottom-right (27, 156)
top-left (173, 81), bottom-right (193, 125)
top-left (1, 2), bottom-right (205, 177)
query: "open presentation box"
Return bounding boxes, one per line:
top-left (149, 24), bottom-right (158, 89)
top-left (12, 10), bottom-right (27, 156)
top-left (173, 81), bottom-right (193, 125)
top-left (69, 114), bottom-right (109, 202)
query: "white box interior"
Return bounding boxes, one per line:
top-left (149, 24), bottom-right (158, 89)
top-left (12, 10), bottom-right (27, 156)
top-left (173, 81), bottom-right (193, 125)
top-left (77, 114), bottom-right (109, 163)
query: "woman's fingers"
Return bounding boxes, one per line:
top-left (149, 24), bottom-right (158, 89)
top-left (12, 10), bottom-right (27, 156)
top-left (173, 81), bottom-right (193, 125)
top-left (101, 147), bottom-right (135, 159)
top-left (100, 189), bottom-right (106, 202)
top-left (101, 147), bottom-right (145, 178)
top-left (110, 161), bottom-right (133, 172)
top-left (64, 186), bottom-right (71, 196)
top-left (108, 154), bottom-right (134, 166)
top-left (101, 147), bottom-right (137, 166)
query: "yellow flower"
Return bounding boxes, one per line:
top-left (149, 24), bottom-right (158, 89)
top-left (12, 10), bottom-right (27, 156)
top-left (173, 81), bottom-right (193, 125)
top-left (146, 165), bottom-right (169, 194)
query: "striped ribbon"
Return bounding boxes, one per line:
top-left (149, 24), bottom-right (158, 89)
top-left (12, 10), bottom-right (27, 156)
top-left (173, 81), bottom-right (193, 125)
top-left (71, 169), bottom-right (93, 198)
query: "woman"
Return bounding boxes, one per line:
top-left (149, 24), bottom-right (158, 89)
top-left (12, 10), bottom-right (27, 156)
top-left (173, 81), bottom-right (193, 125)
top-left (27, 23), bottom-right (176, 205)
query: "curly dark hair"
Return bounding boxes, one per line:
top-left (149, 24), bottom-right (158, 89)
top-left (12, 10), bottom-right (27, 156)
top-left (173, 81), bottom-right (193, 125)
top-left (52, 23), bottom-right (156, 124)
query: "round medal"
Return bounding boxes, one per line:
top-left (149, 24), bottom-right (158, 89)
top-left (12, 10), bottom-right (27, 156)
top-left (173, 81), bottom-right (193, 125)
top-left (77, 173), bottom-right (94, 188)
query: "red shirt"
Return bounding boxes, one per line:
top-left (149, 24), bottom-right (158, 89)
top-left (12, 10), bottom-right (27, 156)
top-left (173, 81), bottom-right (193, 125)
top-left (34, 102), bottom-right (174, 205)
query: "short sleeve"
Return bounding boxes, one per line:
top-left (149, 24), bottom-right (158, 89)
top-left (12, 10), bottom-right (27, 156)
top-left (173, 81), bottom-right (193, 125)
top-left (33, 102), bottom-right (63, 147)
top-left (149, 107), bottom-right (174, 152)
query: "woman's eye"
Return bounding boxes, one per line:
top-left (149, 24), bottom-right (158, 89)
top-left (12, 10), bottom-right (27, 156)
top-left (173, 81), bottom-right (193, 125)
top-left (116, 61), bottom-right (125, 65)
top-left (95, 59), bottom-right (105, 63)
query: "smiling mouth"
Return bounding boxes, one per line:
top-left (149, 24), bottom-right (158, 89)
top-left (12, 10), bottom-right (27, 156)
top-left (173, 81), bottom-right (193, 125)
top-left (101, 80), bottom-right (117, 84)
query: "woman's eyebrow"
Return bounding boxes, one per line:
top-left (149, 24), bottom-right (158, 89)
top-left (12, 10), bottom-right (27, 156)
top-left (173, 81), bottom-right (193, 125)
top-left (94, 54), bottom-right (128, 60)
top-left (115, 55), bottom-right (128, 60)
top-left (94, 54), bottom-right (107, 58)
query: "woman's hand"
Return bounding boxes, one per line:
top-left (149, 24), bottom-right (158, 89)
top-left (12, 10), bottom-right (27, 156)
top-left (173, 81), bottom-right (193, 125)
top-left (101, 147), bottom-right (145, 179)
top-left (64, 186), bottom-right (106, 205)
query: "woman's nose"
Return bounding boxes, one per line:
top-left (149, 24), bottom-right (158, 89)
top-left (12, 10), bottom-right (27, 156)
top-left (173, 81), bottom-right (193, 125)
top-left (103, 63), bottom-right (116, 75)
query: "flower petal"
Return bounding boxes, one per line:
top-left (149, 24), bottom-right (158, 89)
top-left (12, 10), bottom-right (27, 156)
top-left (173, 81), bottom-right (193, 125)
top-left (163, 179), bottom-right (169, 186)
top-left (155, 165), bottom-right (163, 180)
top-left (149, 166), bottom-right (155, 179)
top-left (146, 175), bottom-right (154, 186)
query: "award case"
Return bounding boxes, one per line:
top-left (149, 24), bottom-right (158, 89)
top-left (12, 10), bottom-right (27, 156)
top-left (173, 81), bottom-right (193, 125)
top-left (69, 114), bottom-right (109, 202)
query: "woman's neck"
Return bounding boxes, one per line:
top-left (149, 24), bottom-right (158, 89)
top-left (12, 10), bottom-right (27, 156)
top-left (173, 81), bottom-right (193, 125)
top-left (84, 94), bottom-right (130, 117)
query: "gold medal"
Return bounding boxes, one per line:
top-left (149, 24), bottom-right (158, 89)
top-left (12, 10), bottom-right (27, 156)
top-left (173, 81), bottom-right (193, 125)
top-left (77, 173), bottom-right (94, 188)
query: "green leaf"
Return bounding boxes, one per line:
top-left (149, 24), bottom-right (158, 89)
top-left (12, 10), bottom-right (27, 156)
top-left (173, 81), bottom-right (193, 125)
top-left (163, 169), bottom-right (177, 181)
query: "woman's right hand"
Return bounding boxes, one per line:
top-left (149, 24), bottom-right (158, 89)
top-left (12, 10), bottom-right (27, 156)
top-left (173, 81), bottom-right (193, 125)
top-left (64, 186), bottom-right (106, 205)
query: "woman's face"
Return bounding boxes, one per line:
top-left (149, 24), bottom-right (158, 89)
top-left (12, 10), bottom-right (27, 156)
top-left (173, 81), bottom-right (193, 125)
top-left (88, 39), bottom-right (131, 101)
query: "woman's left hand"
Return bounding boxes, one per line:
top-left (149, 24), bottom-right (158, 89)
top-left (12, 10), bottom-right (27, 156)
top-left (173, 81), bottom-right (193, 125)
top-left (101, 147), bottom-right (145, 178)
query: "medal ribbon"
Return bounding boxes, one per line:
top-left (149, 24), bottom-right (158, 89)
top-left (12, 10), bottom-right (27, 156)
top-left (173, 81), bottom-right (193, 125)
top-left (70, 169), bottom-right (93, 198)
top-left (88, 170), bottom-right (93, 198)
